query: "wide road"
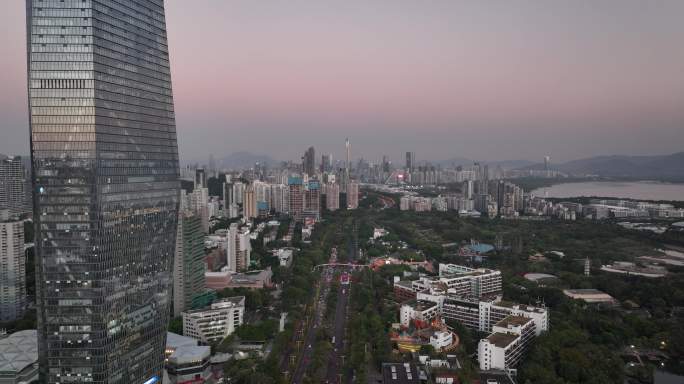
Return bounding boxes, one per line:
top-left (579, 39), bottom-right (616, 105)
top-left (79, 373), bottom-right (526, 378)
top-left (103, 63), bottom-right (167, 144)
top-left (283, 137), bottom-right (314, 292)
top-left (325, 276), bottom-right (351, 384)
top-left (291, 278), bottom-right (326, 384)
top-left (291, 248), bottom-right (337, 384)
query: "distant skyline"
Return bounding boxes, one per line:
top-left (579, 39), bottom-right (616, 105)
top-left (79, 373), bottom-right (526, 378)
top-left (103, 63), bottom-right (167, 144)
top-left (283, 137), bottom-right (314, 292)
top-left (3, 1), bottom-right (684, 163)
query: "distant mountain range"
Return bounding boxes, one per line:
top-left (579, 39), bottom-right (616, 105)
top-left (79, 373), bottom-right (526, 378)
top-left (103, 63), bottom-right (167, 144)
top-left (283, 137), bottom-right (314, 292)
top-left (521, 152), bottom-right (684, 179)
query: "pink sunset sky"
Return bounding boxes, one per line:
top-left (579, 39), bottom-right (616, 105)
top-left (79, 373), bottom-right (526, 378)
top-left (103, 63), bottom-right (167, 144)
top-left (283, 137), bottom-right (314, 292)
top-left (1, 0), bottom-right (683, 164)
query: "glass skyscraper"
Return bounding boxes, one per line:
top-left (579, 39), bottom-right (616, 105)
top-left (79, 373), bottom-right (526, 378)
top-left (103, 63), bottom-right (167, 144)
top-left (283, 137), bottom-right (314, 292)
top-left (27, 1), bottom-right (179, 383)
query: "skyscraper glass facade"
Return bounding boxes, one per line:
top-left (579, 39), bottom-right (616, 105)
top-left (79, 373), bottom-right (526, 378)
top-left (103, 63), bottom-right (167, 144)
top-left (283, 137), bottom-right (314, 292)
top-left (27, 1), bottom-right (179, 382)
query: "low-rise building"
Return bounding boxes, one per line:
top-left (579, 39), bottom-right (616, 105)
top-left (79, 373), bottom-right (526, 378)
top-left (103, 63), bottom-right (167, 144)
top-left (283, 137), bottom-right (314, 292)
top-left (441, 295), bottom-right (548, 336)
top-left (394, 264), bottom-right (502, 303)
top-left (205, 268), bottom-right (273, 290)
top-left (0, 330), bottom-right (38, 384)
top-left (275, 248), bottom-right (294, 267)
top-left (400, 300), bottom-right (440, 327)
top-left (182, 297), bottom-right (245, 344)
top-left (600, 261), bottom-right (667, 278)
top-left (166, 345), bottom-right (214, 384)
top-left (563, 289), bottom-right (616, 305)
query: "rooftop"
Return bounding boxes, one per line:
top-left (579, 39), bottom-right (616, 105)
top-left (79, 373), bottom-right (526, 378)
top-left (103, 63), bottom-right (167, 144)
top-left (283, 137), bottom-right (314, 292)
top-left (406, 300), bottom-right (439, 312)
top-left (563, 289), bottom-right (610, 296)
top-left (0, 330), bottom-right (38, 374)
top-left (166, 332), bottom-right (198, 349)
top-left (523, 273), bottom-right (558, 282)
top-left (394, 280), bottom-right (413, 289)
top-left (381, 362), bottom-right (420, 384)
top-left (563, 289), bottom-right (615, 303)
top-left (495, 315), bottom-right (533, 329)
top-left (486, 332), bottom-right (519, 348)
top-left (479, 370), bottom-right (516, 384)
top-left (168, 345), bottom-right (211, 364)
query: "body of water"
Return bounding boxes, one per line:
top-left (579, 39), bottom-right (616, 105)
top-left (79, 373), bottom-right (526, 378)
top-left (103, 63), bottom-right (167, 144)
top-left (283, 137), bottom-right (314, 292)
top-left (531, 181), bottom-right (684, 202)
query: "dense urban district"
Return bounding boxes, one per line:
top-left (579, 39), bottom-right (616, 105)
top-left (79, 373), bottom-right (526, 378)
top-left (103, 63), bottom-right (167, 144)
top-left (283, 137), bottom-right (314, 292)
top-left (3, 2), bottom-right (683, 384)
top-left (3, 150), bottom-right (684, 384)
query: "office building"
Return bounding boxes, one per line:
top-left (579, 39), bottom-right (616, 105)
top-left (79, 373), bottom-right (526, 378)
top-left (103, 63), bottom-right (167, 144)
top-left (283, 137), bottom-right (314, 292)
top-left (195, 168), bottom-right (207, 189)
top-left (233, 182), bottom-right (245, 205)
top-left (0, 211), bottom-right (26, 322)
top-left (190, 187), bottom-right (210, 232)
top-left (27, 1), bottom-right (180, 382)
top-left (406, 152), bottom-right (415, 170)
top-left (182, 297), bottom-right (245, 344)
top-left (303, 146), bottom-right (316, 177)
top-left (321, 153), bottom-right (333, 173)
top-left (0, 156), bottom-right (29, 215)
top-left (222, 181), bottom-right (234, 209)
top-left (173, 212), bottom-right (208, 317)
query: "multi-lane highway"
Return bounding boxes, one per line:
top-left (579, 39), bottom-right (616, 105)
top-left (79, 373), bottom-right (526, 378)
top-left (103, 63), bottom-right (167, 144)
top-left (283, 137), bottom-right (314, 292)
top-left (325, 272), bottom-right (351, 384)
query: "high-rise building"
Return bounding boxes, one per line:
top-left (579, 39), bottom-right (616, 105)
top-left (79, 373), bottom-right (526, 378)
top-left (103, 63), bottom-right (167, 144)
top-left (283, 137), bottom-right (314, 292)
top-left (345, 138), bottom-right (351, 180)
top-left (288, 176), bottom-right (304, 222)
top-left (0, 156), bottom-right (29, 215)
top-left (208, 154), bottom-right (217, 177)
top-left (304, 180), bottom-right (321, 221)
top-left (347, 181), bottom-right (359, 209)
top-left (190, 187), bottom-right (210, 233)
top-left (324, 183), bottom-right (340, 211)
top-left (226, 223), bottom-right (251, 272)
top-left (270, 184), bottom-right (289, 214)
top-left (406, 152), bottom-right (415, 170)
top-left (195, 168), bottom-right (207, 189)
top-left (27, 2), bottom-right (180, 382)
top-left (222, 181), bottom-right (234, 209)
top-left (233, 182), bottom-right (245, 204)
top-left (0, 210), bottom-right (26, 322)
top-left (243, 184), bottom-right (257, 219)
top-left (303, 146), bottom-right (316, 177)
top-left (173, 212), bottom-right (208, 317)
top-left (321, 153), bottom-right (333, 173)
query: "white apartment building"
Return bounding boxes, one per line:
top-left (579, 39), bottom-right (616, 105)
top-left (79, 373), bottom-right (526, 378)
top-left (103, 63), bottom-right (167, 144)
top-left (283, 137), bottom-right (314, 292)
top-left (441, 295), bottom-right (548, 336)
top-left (478, 316), bottom-right (536, 371)
top-left (182, 297), bottom-right (245, 344)
top-left (226, 223), bottom-right (251, 272)
top-left (441, 265), bottom-right (502, 297)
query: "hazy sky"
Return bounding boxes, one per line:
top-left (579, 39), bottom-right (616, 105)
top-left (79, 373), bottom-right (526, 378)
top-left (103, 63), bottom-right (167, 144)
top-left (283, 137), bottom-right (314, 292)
top-left (2, 1), bottom-right (683, 164)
